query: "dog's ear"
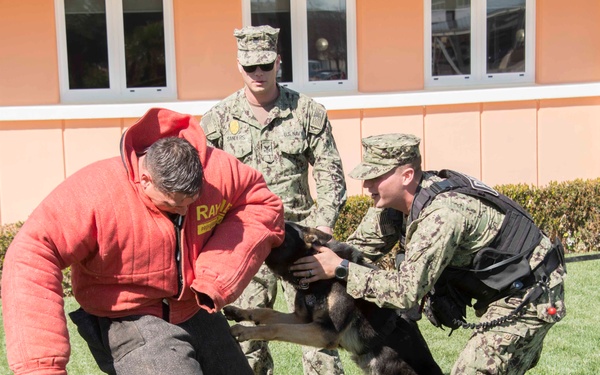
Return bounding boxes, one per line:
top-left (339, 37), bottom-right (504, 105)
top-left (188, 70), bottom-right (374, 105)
top-left (285, 221), bottom-right (333, 247)
top-left (305, 227), bottom-right (333, 246)
top-left (284, 221), bottom-right (314, 250)
top-left (285, 221), bottom-right (304, 238)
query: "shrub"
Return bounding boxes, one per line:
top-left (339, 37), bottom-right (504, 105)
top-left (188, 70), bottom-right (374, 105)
top-left (496, 178), bottom-right (600, 253)
top-left (0, 221), bottom-right (23, 255)
top-left (333, 195), bottom-right (398, 270)
top-left (0, 222), bottom-right (24, 295)
top-left (333, 195), bottom-right (373, 241)
top-left (0, 222), bottom-right (73, 297)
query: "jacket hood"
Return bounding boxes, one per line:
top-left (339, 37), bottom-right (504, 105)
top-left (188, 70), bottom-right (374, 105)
top-left (120, 107), bottom-right (207, 182)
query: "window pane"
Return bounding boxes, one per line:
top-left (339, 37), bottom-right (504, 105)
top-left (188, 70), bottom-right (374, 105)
top-left (431, 0), bottom-right (471, 76)
top-left (65, 0), bottom-right (109, 89)
top-left (307, 0), bottom-right (347, 81)
top-left (486, 0), bottom-right (526, 74)
top-left (251, 0), bottom-right (293, 83)
top-left (123, 0), bottom-right (166, 88)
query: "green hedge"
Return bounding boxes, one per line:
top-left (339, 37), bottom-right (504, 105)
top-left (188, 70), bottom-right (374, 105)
top-left (0, 222), bottom-right (23, 296)
top-left (333, 195), bottom-right (374, 241)
top-left (496, 179), bottom-right (600, 253)
top-left (1, 178), bottom-right (599, 296)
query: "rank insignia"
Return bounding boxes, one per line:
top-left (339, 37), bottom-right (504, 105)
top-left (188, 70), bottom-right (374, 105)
top-left (261, 140), bottom-right (274, 163)
top-left (229, 120), bottom-right (240, 135)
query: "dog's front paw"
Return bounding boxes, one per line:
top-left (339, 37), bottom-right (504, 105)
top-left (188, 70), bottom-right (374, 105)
top-left (230, 324), bottom-right (253, 342)
top-left (223, 305), bottom-right (247, 322)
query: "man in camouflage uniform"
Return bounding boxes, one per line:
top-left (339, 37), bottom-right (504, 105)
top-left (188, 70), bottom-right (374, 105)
top-left (200, 25), bottom-right (347, 375)
top-left (291, 133), bottom-right (566, 375)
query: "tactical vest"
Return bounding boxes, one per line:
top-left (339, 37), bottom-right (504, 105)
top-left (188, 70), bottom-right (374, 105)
top-left (411, 170), bottom-right (543, 308)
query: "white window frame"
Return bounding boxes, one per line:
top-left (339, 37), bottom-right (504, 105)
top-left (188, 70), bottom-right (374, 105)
top-left (425, 0), bottom-right (535, 88)
top-left (55, 0), bottom-right (177, 103)
top-left (242, 0), bottom-right (357, 93)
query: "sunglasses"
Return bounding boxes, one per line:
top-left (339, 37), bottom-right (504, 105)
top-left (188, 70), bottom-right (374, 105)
top-left (242, 62), bottom-right (275, 73)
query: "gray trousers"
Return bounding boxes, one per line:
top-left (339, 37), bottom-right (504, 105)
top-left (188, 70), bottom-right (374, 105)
top-left (70, 307), bottom-right (253, 375)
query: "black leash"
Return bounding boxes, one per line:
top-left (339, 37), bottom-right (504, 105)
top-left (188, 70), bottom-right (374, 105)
top-left (453, 278), bottom-right (548, 331)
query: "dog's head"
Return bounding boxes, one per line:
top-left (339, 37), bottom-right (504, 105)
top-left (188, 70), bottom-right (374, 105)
top-left (265, 221), bottom-right (375, 285)
top-left (265, 222), bottom-right (331, 283)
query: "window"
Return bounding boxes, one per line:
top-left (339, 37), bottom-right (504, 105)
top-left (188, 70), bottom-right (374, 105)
top-left (55, 0), bottom-right (176, 103)
top-left (243, 0), bottom-right (357, 93)
top-left (425, 0), bottom-right (535, 87)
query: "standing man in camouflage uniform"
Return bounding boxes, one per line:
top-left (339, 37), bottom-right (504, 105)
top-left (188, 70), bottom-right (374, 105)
top-left (292, 133), bottom-right (566, 375)
top-left (200, 25), bottom-right (347, 375)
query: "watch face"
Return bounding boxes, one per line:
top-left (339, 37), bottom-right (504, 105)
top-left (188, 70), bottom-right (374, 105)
top-left (335, 260), bottom-right (349, 279)
top-left (335, 267), bottom-right (347, 278)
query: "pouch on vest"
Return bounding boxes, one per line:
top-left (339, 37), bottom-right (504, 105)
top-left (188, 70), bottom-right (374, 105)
top-left (471, 247), bottom-right (533, 292)
top-left (423, 287), bottom-right (467, 330)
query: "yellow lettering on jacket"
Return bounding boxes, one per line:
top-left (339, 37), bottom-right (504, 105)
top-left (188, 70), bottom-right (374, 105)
top-left (196, 199), bottom-right (233, 235)
top-left (197, 218), bottom-right (219, 235)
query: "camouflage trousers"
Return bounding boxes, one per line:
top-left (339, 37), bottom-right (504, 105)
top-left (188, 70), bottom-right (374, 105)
top-left (232, 263), bottom-right (345, 375)
top-left (452, 280), bottom-right (565, 375)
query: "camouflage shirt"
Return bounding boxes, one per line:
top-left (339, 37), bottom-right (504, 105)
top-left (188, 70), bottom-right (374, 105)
top-left (346, 172), bottom-right (563, 312)
top-left (201, 85), bottom-right (347, 227)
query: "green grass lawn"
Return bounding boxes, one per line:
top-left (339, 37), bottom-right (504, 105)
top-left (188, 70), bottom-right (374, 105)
top-left (1, 257), bottom-right (599, 374)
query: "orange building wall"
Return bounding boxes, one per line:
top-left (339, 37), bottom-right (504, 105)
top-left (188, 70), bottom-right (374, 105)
top-left (328, 98), bottom-right (600, 198)
top-left (63, 119), bottom-right (125, 176)
top-left (481, 101), bottom-right (538, 186)
top-left (174, 0), bottom-right (243, 100)
top-left (355, 0), bottom-right (424, 92)
top-left (328, 110), bottom-right (363, 195)
top-left (537, 0), bottom-right (600, 84)
top-left (537, 97), bottom-right (600, 185)
top-left (423, 104), bottom-right (482, 178)
top-left (0, 120), bottom-right (65, 225)
top-left (0, 0), bottom-right (59, 105)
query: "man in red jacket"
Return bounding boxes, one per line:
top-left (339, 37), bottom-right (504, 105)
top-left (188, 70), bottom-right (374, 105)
top-left (1, 108), bottom-right (285, 375)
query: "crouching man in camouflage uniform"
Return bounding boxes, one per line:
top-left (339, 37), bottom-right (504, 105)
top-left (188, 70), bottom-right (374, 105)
top-left (291, 133), bottom-right (566, 375)
top-left (201, 25), bottom-right (347, 375)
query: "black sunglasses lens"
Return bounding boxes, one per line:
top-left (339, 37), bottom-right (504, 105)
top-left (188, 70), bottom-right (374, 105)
top-left (243, 62), bottom-right (275, 73)
top-left (259, 62), bottom-right (275, 71)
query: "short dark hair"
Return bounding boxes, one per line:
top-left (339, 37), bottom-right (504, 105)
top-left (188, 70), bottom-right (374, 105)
top-left (144, 137), bottom-right (203, 196)
top-left (406, 155), bottom-right (422, 172)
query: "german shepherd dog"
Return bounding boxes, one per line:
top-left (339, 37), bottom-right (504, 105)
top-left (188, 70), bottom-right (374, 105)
top-left (224, 222), bottom-right (442, 375)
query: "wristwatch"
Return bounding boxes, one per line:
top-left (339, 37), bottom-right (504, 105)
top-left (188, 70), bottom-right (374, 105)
top-left (334, 259), bottom-right (350, 280)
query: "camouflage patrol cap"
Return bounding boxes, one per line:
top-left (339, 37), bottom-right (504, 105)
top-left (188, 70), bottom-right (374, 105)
top-left (234, 25), bottom-right (279, 66)
top-left (349, 133), bottom-right (421, 180)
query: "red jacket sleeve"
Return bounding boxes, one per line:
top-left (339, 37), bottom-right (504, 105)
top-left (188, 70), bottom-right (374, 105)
top-left (1, 194), bottom-right (88, 374)
top-left (1, 159), bottom-right (120, 374)
top-left (190, 149), bottom-right (284, 312)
